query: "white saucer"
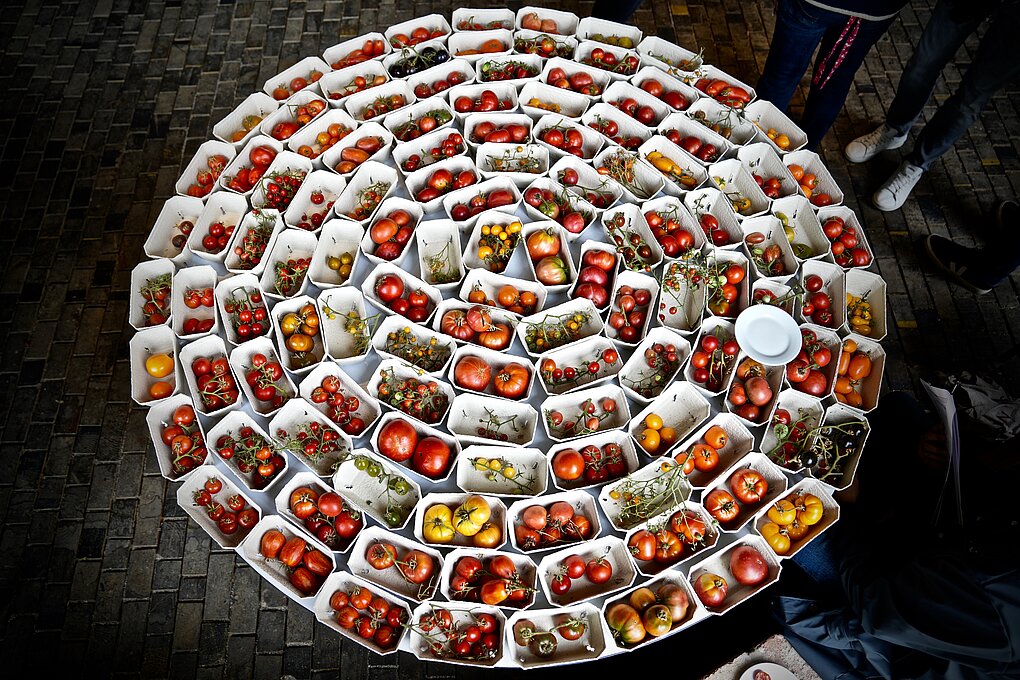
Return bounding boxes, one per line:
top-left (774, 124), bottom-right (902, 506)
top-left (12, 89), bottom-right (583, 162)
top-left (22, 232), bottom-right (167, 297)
top-left (734, 305), bottom-right (801, 366)
top-left (737, 662), bottom-right (798, 680)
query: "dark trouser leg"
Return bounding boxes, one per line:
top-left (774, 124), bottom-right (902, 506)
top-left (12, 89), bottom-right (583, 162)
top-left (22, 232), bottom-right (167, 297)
top-left (884, 0), bottom-right (987, 134)
top-left (755, 0), bottom-right (834, 112)
top-left (799, 15), bottom-right (894, 149)
top-left (907, 4), bottom-right (1020, 170)
top-left (969, 236), bottom-right (1020, 289)
top-left (591, 0), bottom-right (645, 23)
top-left (793, 391), bottom-right (933, 586)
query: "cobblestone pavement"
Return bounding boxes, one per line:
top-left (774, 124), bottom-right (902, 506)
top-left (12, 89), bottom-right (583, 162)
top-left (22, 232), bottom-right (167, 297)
top-left (1, 0), bottom-right (1018, 677)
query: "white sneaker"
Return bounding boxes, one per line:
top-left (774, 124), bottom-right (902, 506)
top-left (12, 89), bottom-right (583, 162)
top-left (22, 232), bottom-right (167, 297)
top-left (873, 162), bottom-right (924, 212)
top-left (844, 125), bottom-right (908, 163)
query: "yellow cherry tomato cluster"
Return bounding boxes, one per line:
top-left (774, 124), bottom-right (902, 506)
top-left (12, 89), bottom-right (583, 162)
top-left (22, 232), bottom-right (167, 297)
top-left (278, 303), bottom-right (320, 366)
top-left (476, 221), bottom-right (522, 272)
top-left (754, 122), bottom-right (791, 150)
top-left (636, 412), bottom-right (678, 455)
top-left (526, 97), bottom-right (561, 113)
top-left (846, 293), bottom-right (875, 336)
top-left (712, 176), bottom-right (754, 215)
top-left (760, 493), bottom-right (824, 555)
top-left (325, 250), bottom-right (356, 283)
top-left (646, 151), bottom-right (697, 188)
top-left (471, 456), bottom-right (518, 480)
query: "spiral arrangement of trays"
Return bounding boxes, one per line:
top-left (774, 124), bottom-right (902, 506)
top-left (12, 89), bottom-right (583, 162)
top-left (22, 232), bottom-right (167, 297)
top-left (130, 6), bottom-right (886, 669)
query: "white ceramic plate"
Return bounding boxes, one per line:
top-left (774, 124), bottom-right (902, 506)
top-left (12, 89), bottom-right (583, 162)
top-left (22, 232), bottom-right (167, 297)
top-left (734, 304), bottom-right (801, 365)
top-left (738, 662), bottom-right (798, 680)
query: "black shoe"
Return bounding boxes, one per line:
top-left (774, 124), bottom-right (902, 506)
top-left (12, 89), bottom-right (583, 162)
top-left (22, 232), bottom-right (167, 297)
top-left (924, 235), bottom-right (992, 295)
top-left (995, 200), bottom-right (1020, 230)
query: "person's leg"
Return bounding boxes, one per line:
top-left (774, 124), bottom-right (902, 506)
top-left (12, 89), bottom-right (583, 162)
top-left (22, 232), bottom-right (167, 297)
top-left (844, 0), bottom-right (986, 163)
top-left (755, 0), bottom-right (832, 112)
top-left (799, 15), bottom-right (895, 149)
top-left (926, 231), bottom-right (1020, 292)
top-left (907, 4), bottom-right (1020, 170)
top-left (591, 0), bottom-right (644, 23)
top-left (884, 0), bottom-right (987, 134)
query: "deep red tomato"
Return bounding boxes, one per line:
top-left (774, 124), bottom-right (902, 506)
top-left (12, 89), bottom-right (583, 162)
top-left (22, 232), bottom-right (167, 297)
top-left (374, 274), bottom-right (405, 303)
top-left (628, 529), bottom-right (657, 561)
top-left (586, 557), bottom-right (613, 584)
top-left (730, 468), bottom-right (769, 505)
top-left (410, 436), bottom-right (451, 479)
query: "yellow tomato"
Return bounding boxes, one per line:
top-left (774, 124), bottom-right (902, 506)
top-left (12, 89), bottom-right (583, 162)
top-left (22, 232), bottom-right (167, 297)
top-left (794, 493), bottom-right (824, 526)
top-left (786, 518), bottom-right (811, 541)
top-left (280, 312), bottom-right (302, 336)
top-left (760, 522), bottom-right (791, 555)
top-left (639, 428), bottom-right (661, 454)
top-left (644, 413), bottom-right (663, 430)
top-left (471, 521), bottom-right (502, 548)
top-left (767, 499), bottom-right (796, 526)
top-left (422, 504), bottom-right (456, 544)
top-left (453, 495), bottom-right (491, 536)
top-left (145, 353), bottom-right (174, 378)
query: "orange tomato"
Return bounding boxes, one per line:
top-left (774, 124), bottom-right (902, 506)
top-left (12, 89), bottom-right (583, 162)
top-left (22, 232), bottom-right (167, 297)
top-left (847, 354), bottom-right (872, 381)
top-left (837, 349), bottom-right (852, 376)
top-left (145, 353), bottom-right (175, 378)
top-left (497, 285), bottom-right (519, 307)
top-left (149, 381), bottom-right (173, 400)
top-left (286, 333), bottom-right (314, 353)
top-left (691, 443), bottom-right (719, 472)
top-left (844, 390), bottom-right (863, 408)
top-left (767, 499), bottom-right (796, 526)
top-left (703, 425), bottom-right (728, 449)
top-left (640, 428), bottom-right (661, 454)
top-left (787, 164), bottom-right (804, 181)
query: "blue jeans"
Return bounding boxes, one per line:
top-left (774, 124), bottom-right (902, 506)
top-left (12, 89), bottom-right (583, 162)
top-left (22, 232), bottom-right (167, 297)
top-left (757, 0), bottom-right (895, 150)
top-left (591, 0), bottom-right (644, 23)
top-left (887, 0), bottom-right (1020, 170)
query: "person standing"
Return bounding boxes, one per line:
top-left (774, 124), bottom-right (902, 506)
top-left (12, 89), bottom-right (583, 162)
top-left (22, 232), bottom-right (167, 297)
top-left (756, 1), bottom-right (909, 150)
top-left (845, 0), bottom-right (1020, 211)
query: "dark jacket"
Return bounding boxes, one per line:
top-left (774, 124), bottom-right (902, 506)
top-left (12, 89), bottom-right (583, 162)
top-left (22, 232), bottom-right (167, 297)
top-left (779, 529), bottom-right (1020, 679)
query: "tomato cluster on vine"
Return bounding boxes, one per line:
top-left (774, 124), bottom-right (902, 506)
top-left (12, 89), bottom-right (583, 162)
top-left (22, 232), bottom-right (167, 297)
top-left (328, 584), bottom-right (406, 648)
top-left (288, 485), bottom-right (364, 550)
top-left (215, 426), bottom-right (285, 489)
top-left (308, 374), bottom-right (369, 436)
top-left (160, 404), bottom-right (207, 476)
top-left (192, 476), bottom-right (259, 537)
top-left (259, 529), bottom-right (332, 595)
